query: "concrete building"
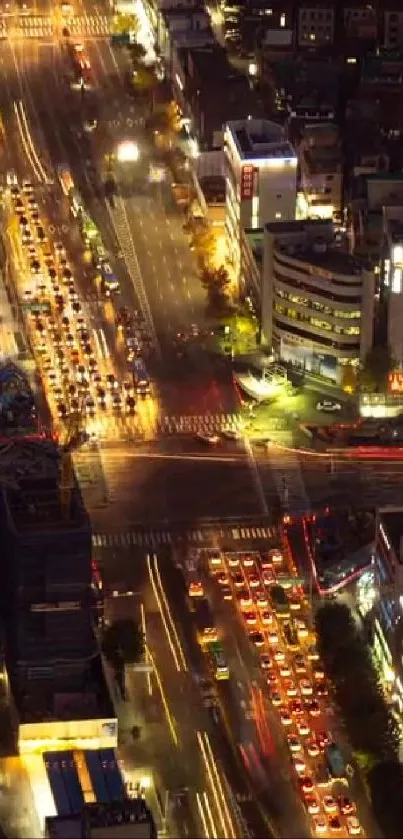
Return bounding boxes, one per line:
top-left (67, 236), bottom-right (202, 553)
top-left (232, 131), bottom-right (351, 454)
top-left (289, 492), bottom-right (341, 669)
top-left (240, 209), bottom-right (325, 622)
top-left (383, 6), bottom-right (403, 49)
top-left (262, 219), bottom-right (375, 382)
top-left (45, 800), bottom-right (157, 839)
top-left (298, 122), bottom-right (343, 220)
top-left (297, 1), bottom-right (335, 48)
top-left (0, 438), bottom-right (113, 754)
top-left (156, 7), bottom-right (213, 76)
top-left (224, 118), bottom-right (297, 278)
top-left (382, 207), bottom-right (403, 367)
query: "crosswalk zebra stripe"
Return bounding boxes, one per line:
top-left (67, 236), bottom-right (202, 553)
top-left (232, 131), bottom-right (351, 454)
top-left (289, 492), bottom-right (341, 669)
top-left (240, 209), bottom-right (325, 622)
top-left (91, 525), bottom-right (277, 549)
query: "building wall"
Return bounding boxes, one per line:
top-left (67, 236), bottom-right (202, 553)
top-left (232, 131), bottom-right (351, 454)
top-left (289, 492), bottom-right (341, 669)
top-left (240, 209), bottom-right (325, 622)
top-left (297, 6), bottom-right (334, 47)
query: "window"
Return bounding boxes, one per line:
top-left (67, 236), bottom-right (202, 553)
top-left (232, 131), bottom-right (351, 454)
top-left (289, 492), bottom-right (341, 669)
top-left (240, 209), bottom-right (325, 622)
top-left (280, 12), bottom-right (286, 27)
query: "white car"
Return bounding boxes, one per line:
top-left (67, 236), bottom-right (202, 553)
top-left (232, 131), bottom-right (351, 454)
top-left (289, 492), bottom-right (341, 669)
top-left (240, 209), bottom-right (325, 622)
top-left (196, 434), bottom-right (220, 445)
top-left (346, 816), bottom-right (361, 836)
top-left (221, 428), bottom-right (241, 440)
top-left (7, 170), bottom-right (18, 186)
top-left (316, 400), bottom-right (341, 413)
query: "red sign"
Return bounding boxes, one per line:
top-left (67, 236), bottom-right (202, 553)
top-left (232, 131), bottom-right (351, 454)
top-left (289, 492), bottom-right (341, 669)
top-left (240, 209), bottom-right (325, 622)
top-left (241, 165), bottom-right (254, 200)
top-left (388, 371), bottom-right (403, 394)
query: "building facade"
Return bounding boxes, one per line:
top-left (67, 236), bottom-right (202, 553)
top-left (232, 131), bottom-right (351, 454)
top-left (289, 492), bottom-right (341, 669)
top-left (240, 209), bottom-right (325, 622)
top-left (262, 220), bottom-right (375, 382)
top-left (224, 118), bottom-right (297, 278)
top-left (298, 122), bottom-right (343, 220)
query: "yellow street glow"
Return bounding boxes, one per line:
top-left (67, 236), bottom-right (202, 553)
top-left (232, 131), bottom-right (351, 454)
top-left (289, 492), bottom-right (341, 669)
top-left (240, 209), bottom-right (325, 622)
top-left (117, 140), bottom-right (140, 162)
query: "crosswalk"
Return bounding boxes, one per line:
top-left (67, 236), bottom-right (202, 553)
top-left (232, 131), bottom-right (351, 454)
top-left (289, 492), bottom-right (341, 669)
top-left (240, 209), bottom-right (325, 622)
top-left (82, 411), bottom-right (242, 443)
top-left (158, 413), bottom-right (241, 434)
top-left (92, 523), bottom-right (275, 549)
top-left (267, 444), bottom-right (311, 518)
top-left (0, 13), bottom-right (111, 39)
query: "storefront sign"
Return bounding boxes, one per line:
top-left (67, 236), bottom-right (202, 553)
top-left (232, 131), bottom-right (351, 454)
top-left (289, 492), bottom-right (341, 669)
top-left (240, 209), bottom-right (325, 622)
top-left (388, 371), bottom-right (403, 394)
top-left (241, 165), bottom-right (254, 200)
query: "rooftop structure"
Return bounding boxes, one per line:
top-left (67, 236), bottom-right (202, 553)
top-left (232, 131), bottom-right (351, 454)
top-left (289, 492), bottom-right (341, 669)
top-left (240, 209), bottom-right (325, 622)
top-left (0, 361), bottom-right (38, 439)
top-left (227, 118), bottom-right (294, 163)
top-left (45, 800), bottom-right (157, 839)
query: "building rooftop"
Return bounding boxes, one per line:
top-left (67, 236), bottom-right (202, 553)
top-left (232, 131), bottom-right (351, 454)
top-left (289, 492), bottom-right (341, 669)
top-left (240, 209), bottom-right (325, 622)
top-left (384, 208), bottom-right (403, 243)
top-left (265, 218), bottom-right (333, 236)
top-left (276, 241), bottom-right (369, 277)
top-left (46, 800), bottom-right (157, 839)
top-left (15, 654), bottom-right (114, 724)
top-left (379, 508), bottom-right (403, 566)
top-left (227, 118), bottom-right (294, 161)
top-left (0, 439), bottom-right (87, 534)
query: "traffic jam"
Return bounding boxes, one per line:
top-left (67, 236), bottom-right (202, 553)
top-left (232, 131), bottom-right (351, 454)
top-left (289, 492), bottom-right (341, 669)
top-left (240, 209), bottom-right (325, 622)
top-left (206, 547), bottom-right (364, 839)
top-left (7, 173), bottom-right (152, 441)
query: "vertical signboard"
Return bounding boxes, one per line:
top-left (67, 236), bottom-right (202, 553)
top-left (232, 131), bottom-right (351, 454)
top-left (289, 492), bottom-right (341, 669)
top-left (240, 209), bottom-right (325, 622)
top-left (241, 165), bottom-right (254, 200)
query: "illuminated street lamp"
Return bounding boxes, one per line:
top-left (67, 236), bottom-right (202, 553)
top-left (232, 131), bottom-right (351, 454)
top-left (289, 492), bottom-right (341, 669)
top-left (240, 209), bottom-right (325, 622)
top-left (116, 140), bottom-right (140, 163)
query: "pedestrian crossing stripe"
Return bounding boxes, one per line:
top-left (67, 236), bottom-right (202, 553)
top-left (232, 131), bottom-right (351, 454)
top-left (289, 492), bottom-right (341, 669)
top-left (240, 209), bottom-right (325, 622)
top-left (92, 525), bottom-right (275, 548)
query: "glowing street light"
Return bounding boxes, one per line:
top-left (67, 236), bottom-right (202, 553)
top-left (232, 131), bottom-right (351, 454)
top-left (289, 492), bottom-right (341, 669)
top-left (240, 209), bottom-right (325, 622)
top-left (116, 140), bottom-right (140, 163)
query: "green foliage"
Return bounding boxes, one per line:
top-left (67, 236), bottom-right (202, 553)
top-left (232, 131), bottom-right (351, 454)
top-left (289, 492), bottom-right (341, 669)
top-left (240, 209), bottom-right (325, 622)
top-left (359, 344), bottom-right (394, 393)
top-left (200, 265), bottom-right (232, 316)
top-left (112, 13), bottom-right (139, 35)
top-left (102, 618), bottom-right (144, 668)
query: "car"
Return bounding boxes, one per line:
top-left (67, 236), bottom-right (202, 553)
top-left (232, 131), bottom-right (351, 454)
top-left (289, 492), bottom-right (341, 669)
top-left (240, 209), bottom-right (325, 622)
top-left (221, 428), bottom-right (241, 440)
top-left (294, 654), bottom-right (307, 674)
top-left (287, 735), bottom-right (302, 753)
top-left (307, 646), bottom-right (319, 662)
top-left (221, 586), bottom-right (232, 601)
top-left (317, 730), bottom-right (331, 749)
top-left (346, 816), bottom-right (361, 836)
top-left (296, 619), bottom-right (309, 640)
top-left (262, 569), bottom-right (275, 586)
top-left (328, 816), bottom-right (342, 834)
top-left (338, 797), bottom-right (355, 816)
top-left (305, 794), bottom-right (320, 815)
top-left (269, 549), bottom-right (283, 565)
top-left (238, 590), bottom-right (252, 607)
top-left (266, 672), bottom-right (279, 688)
top-left (313, 664), bottom-right (325, 680)
top-left (260, 653), bottom-right (272, 670)
top-left (261, 611), bottom-right (273, 627)
top-left (196, 433), bottom-right (220, 445)
top-left (311, 815), bottom-right (327, 835)
top-left (255, 591), bottom-right (268, 608)
top-left (316, 400), bottom-right (341, 413)
top-left (248, 574), bottom-right (260, 588)
top-left (22, 179), bottom-right (33, 193)
top-left (306, 699), bottom-right (320, 717)
top-left (315, 683), bottom-right (328, 697)
top-left (227, 555), bottom-right (240, 568)
top-left (243, 611), bottom-right (258, 626)
top-left (292, 754), bottom-right (307, 775)
top-left (285, 680), bottom-right (298, 697)
top-left (279, 663), bottom-right (291, 678)
top-left (289, 594), bottom-right (302, 612)
top-left (249, 630), bottom-right (265, 647)
top-left (242, 554), bottom-right (255, 568)
top-left (7, 170), bottom-right (18, 186)
top-left (279, 707), bottom-right (292, 726)
top-left (323, 796), bottom-right (337, 814)
top-left (298, 775), bottom-right (314, 795)
top-left (267, 630), bottom-right (279, 645)
top-left (306, 739), bottom-right (320, 758)
top-left (232, 572), bottom-right (244, 588)
top-left (296, 720), bottom-right (310, 737)
top-left (289, 699), bottom-right (303, 716)
top-left (274, 649), bottom-right (286, 663)
top-left (216, 572), bottom-right (229, 586)
top-left (300, 679), bottom-right (313, 696)
top-left (269, 691), bottom-right (282, 707)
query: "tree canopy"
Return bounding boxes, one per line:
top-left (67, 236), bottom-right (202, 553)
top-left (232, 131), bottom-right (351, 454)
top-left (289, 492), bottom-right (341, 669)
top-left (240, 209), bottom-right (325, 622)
top-left (200, 265), bottom-right (232, 316)
top-left (112, 13), bottom-right (139, 35)
top-left (359, 344), bottom-right (394, 393)
top-left (102, 618), bottom-right (144, 668)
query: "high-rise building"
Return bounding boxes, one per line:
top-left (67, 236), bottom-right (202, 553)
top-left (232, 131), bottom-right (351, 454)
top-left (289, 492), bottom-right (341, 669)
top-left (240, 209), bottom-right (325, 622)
top-left (224, 118), bottom-right (297, 278)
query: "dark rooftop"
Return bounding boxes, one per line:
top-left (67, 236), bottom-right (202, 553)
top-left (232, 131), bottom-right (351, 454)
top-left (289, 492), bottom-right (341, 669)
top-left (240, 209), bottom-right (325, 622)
top-left (46, 800), bottom-right (157, 839)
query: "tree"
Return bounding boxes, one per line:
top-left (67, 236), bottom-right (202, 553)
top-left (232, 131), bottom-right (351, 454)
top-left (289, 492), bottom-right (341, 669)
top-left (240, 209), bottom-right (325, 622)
top-left (315, 602), bottom-right (400, 763)
top-left (132, 65), bottom-right (158, 92)
top-left (102, 619), bottom-right (144, 669)
top-left (201, 265), bottom-right (232, 316)
top-left (127, 42), bottom-right (147, 67)
top-left (359, 344), bottom-right (394, 393)
top-left (191, 225), bottom-right (217, 267)
top-left (112, 13), bottom-right (139, 35)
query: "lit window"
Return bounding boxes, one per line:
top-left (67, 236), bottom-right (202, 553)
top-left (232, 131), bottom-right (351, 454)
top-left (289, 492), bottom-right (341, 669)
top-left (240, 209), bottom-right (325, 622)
top-left (275, 212), bottom-right (282, 219)
top-left (280, 12), bottom-right (286, 26)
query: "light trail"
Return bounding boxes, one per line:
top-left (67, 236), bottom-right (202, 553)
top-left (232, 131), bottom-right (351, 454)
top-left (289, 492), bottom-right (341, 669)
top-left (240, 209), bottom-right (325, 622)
top-left (146, 554), bottom-right (182, 672)
top-left (13, 100), bottom-right (42, 182)
top-left (203, 731), bottom-right (237, 839)
top-left (146, 646), bottom-right (178, 747)
top-left (140, 602), bottom-right (152, 696)
top-left (196, 791), bottom-right (211, 839)
top-left (17, 100), bottom-right (48, 182)
top-left (197, 730), bottom-right (234, 838)
top-left (202, 791), bottom-right (218, 839)
top-left (151, 553), bottom-right (187, 671)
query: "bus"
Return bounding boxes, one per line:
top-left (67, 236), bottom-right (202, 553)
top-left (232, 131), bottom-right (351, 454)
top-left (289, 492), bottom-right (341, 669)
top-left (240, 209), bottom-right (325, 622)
top-left (208, 640), bottom-right (229, 681)
top-left (193, 597), bottom-right (217, 646)
top-left (99, 262), bottom-right (120, 295)
top-left (270, 585), bottom-right (290, 618)
top-left (325, 742), bottom-right (346, 780)
top-left (131, 358), bottom-right (150, 395)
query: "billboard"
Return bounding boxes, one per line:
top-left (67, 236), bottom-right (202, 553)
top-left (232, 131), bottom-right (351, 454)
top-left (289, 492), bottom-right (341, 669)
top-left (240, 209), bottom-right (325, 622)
top-left (241, 164), bottom-right (254, 200)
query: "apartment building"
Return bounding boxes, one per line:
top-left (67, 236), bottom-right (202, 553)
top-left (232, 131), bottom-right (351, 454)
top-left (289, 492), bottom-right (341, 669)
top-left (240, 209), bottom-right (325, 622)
top-left (261, 219), bottom-right (375, 382)
top-left (298, 122), bottom-right (343, 220)
top-left (297, 1), bottom-right (335, 48)
top-left (224, 118), bottom-right (297, 278)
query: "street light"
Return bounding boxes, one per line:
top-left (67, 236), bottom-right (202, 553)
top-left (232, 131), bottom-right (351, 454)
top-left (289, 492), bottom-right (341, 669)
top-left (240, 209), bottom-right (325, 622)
top-left (116, 140), bottom-right (140, 163)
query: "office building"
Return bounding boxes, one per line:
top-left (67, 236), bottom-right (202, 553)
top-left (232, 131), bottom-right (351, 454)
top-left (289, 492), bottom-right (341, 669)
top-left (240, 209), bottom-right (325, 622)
top-left (0, 438), bottom-right (113, 753)
top-left (224, 118), bottom-right (297, 278)
top-left (298, 122), bottom-right (343, 220)
top-left (45, 800), bottom-right (157, 839)
top-left (382, 207), bottom-right (403, 367)
top-left (297, 1), bottom-right (335, 48)
top-left (262, 219), bottom-right (375, 382)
